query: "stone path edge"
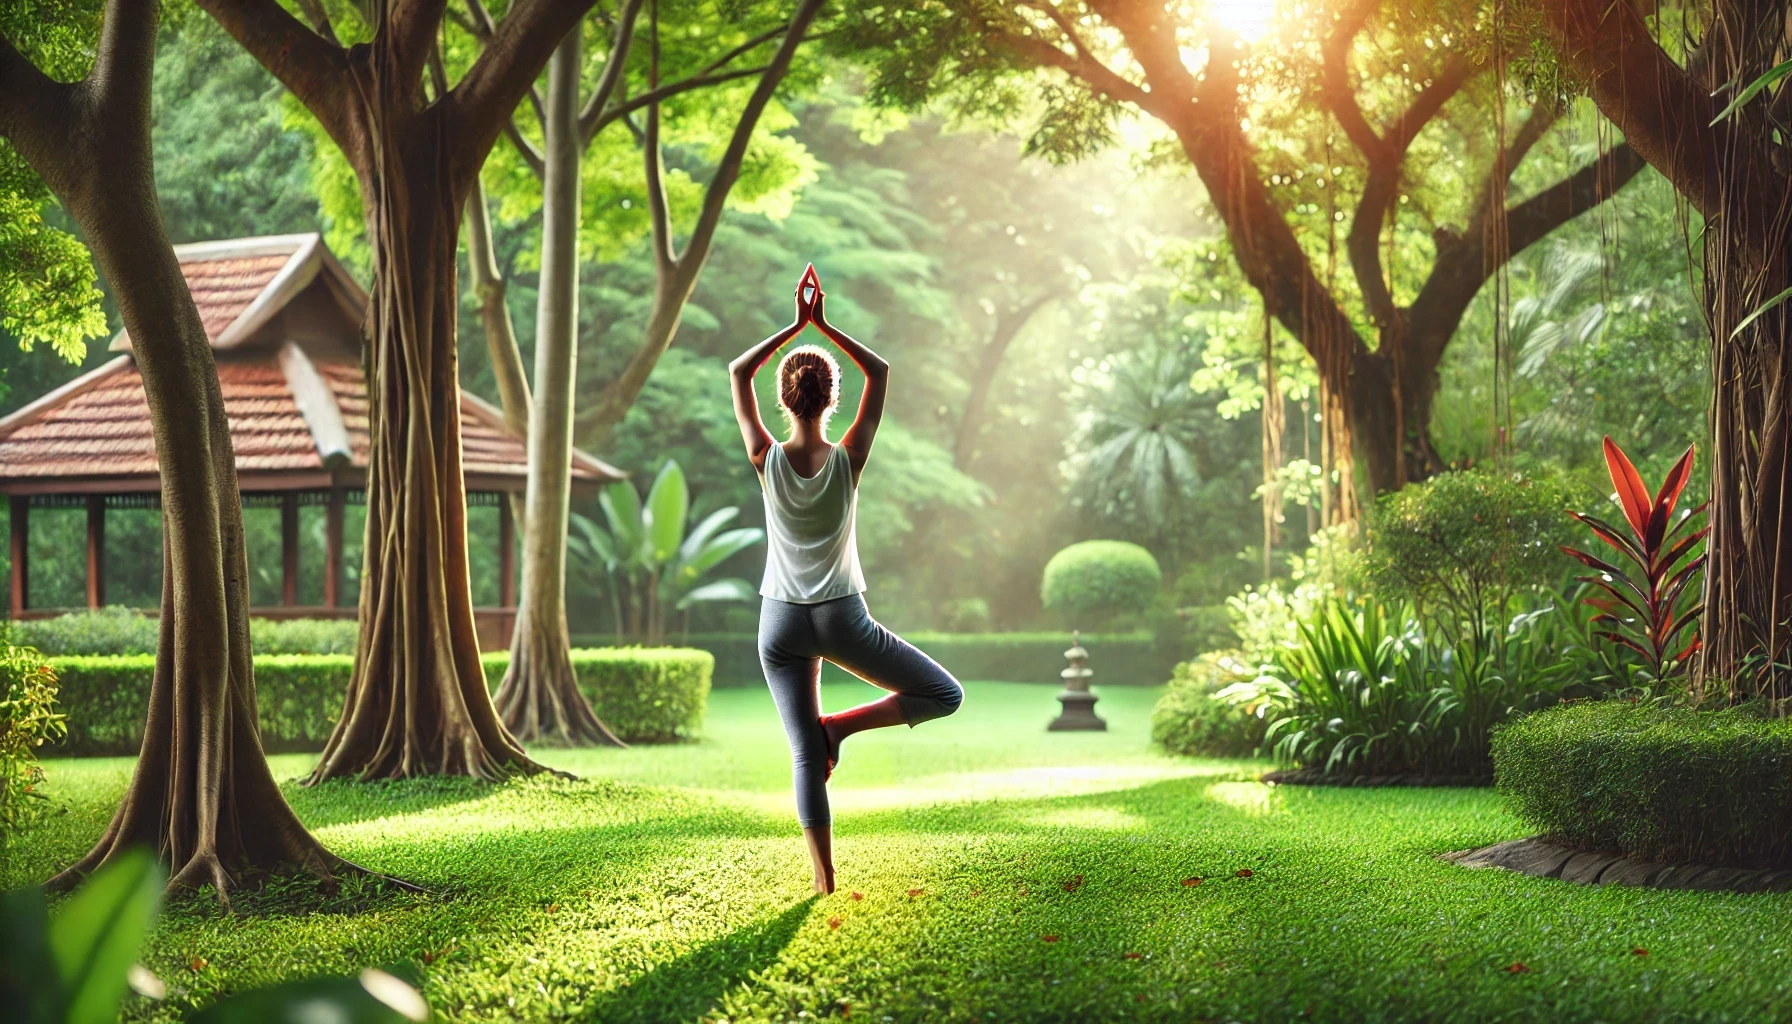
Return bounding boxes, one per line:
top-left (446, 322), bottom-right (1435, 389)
top-left (1441, 836), bottom-right (1792, 893)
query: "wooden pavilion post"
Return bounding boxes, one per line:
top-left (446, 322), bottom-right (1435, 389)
top-left (86, 494), bottom-right (105, 608)
top-left (498, 494), bottom-right (516, 609)
top-left (9, 495), bottom-right (26, 617)
top-left (324, 486), bottom-right (343, 609)
top-left (280, 491), bottom-right (299, 606)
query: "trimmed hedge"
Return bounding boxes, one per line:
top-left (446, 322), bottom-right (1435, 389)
top-left (482, 648), bottom-right (712, 743)
top-left (1494, 701), bottom-right (1792, 869)
top-left (628, 632), bottom-right (1173, 688)
top-left (52, 654), bottom-right (351, 756)
top-left (52, 647), bottom-right (712, 755)
top-left (8, 609), bottom-right (360, 656)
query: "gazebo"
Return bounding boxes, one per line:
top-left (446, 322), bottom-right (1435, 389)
top-left (0, 233), bottom-right (620, 649)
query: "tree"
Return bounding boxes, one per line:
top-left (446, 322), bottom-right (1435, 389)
top-left (0, 0), bottom-right (354, 895)
top-left (463, 0), bottom-right (822, 745)
top-left (1539, 0), bottom-right (1792, 696)
top-left (839, 0), bottom-right (1645, 501)
top-left (198, 0), bottom-right (597, 780)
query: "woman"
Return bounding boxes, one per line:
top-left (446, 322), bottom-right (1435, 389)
top-left (729, 264), bottom-right (964, 894)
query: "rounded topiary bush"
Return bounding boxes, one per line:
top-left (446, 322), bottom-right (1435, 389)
top-left (1041, 541), bottom-right (1162, 627)
top-left (1150, 652), bottom-right (1266, 757)
top-left (1494, 701), bottom-right (1792, 868)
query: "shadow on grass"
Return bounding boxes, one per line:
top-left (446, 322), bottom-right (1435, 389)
top-left (580, 897), bottom-right (818, 1024)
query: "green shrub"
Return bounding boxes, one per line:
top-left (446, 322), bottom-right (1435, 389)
top-left (1040, 541), bottom-right (1162, 627)
top-left (8, 609), bottom-right (360, 656)
top-left (1493, 701), bottom-right (1792, 868)
top-left (666, 631), bottom-right (1171, 688)
top-left (482, 648), bottom-right (711, 743)
top-left (0, 643), bottom-right (65, 836)
top-left (1362, 470), bottom-right (1579, 659)
top-left (1151, 652), bottom-right (1265, 757)
top-left (1219, 596), bottom-right (1593, 777)
top-left (248, 618), bottom-right (360, 654)
top-left (51, 654), bottom-right (352, 756)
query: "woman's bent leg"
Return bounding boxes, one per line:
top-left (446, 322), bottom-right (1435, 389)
top-left (817, 595), bottom-right (965, 738)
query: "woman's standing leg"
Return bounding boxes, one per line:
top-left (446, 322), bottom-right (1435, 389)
top-left (758, 598), bottom-right (836, 893)
top-left (814, 595), bottom-right (964, 763)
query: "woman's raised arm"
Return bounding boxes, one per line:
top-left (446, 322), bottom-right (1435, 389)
top-left (811, 288), bottom-right (888, 476)
top-left (730, 285), bottom-right (808, 471)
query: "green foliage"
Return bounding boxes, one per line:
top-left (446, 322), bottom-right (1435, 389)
top-left (1151, 652), bottom-right (1266, 758)
top-left (1040, 541), bottom-right (1163, 627)
top-left (1494, 701), bottom-right (1792, 868)
top-left (571, 461), bottom-right (763, 643)
top-left (1361, 469), bottom-right (1579, 658)
top-left (1220, 597), bottom-right (1600, 777)
top-left (8, 610), bottom-right (359, 657)
top-left (0, 0), bottom-right (106, 368)
top-left (480, 648), bottom-right (713, 743)
top-left (0, 849), bottom-right (427, 1024)
top-left (667, 631), bottom-right (1169, 688)
top-left (0, 643), bottom-right (63, 837)
top-left (50, 654), bottom-right (352, 756)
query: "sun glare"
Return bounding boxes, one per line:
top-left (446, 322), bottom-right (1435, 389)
top-left (1208, 0), bottom-right (1278, 43)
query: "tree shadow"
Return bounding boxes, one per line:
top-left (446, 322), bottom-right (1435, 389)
top-left (578, 896), bottom-right (818, 1024)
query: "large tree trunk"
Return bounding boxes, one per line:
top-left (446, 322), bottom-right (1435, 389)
top-left (494, 31), bottom-right (620, 747)
top-left (308, 65), bottom-right (541, 782)
top-left (2, 0), bottom-right (348, 897)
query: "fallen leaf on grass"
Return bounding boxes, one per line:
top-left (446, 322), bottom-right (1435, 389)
top-left (1181, 877), bottom-right (1203, 887)
top-left (1124, 952), bottom-right (1143, 960)
top-left (1041, 935), bottom-right (1059, 943)
top-left (1135, 994), bottom-right (1145, 1003)
top-left (1632, 948), bottom-right (1648, 957)
top-left (1506, 962), bottom-right (1530, 974)
top-left (970, 888), bottom-right (981, 897)
top-left (545, 903), bottom-right (558, 914)
top-left (907, 888), bottom-right (924, 898)
top-left (849, 891), bottom-right (863, 901)
top-left (1063, 874), bottom-right (1085, 893)
top-left (828, 916), bottom-right (842, 931)
top-left (1236, 869), bottom-right (1254, 878)
top-left (188, 956), bottom-right (207, 973)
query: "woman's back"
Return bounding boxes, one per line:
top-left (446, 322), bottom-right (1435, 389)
top-left (760, 442), bottom-right (866, 604)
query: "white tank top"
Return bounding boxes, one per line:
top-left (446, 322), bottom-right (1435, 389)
top-left (759, 443), bottom-right (867, 604)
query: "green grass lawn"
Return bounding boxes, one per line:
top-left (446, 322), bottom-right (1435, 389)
top-left (13, 680), bottom-right (1792, 1022)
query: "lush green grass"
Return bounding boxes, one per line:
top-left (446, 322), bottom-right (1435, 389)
top-left (13, 681), bottom-right (1792, 1022)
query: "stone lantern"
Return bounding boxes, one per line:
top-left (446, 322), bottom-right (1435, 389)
top-left (1048, 630), bottom-right (1106, 731)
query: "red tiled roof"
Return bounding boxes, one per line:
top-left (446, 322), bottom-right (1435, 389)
top-left (0, 234), bottom-right (621, 489)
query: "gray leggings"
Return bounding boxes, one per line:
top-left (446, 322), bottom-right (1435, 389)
top-left (758, 594), bottom-right (964, 827)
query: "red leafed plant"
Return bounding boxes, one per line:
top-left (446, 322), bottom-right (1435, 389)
top-left (1561, 438), bottom-right (1707, 681)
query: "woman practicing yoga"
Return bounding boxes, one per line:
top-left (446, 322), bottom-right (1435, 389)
top-left (729, 265), bottom-right (964, 894)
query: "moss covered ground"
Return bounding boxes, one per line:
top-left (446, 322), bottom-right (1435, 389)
top-left (12, 681), bottom-right (1792, 1022)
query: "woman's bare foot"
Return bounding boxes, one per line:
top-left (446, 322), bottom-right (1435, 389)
top-left (804, 825), bottom-right (835, 894)
top-left (820, 715), bottom-right (843, 780)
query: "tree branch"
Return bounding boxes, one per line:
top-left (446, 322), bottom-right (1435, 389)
top-left (1319, 0), bottom-right (1384, 161)
top-left (1410, 142), bottom-right (1647, 367)
top-left (585, 63), bottom-right (771, 143)
top-left (292, 0), bottom-right (340, 47)
top-left (643, 1), bottom-right (674, 272)
top-left (577, 0), bottom-right (644, 143)
top-left (198, 0), bottom-right (355, 150)
top-left (1544, 0), bottom-right (1733, 222)
top-left (505, 116), bottom-right (547, 177)
top-left (0, 33), bottom-right (78, 193)
top-left (387, 0), bottom-right (451, 104)
top-left (996, 20), bottom-right (1163, 118)
top-left (446, 0), bottom-right (601, 188)
top-left (671, 0), bottom-right (825, 276)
